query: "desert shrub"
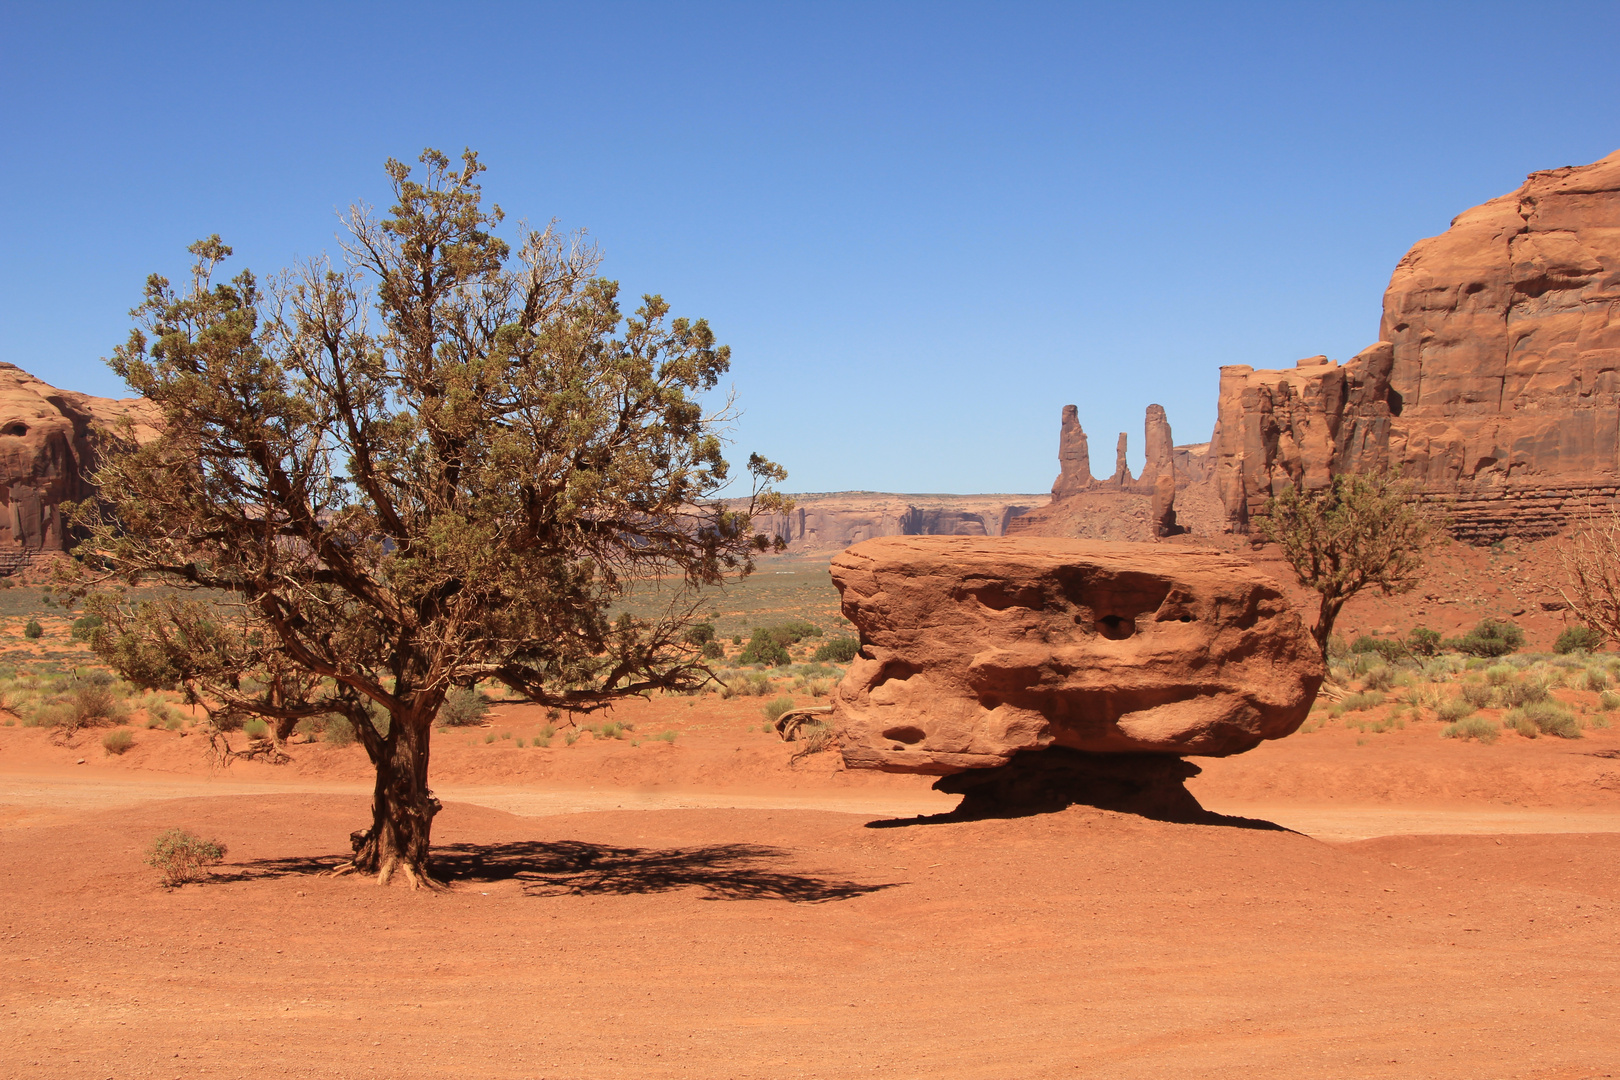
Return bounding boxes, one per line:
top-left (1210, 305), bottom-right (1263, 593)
top-left (793, 720), bottom-right (834, 756)
top-left (683, 622), bottom-right (717, 646)
top-left (1407, 626), bottom-right (1442, 657)
top-left (148, 700), bottom-right (181, 730)
top-left (145, 827), bottom-right (227, 887)
top-left (1410, 685), bottom-right (1445, 711)
top-left (763, 696), bottom-right (796, 724)
top-left (101, 729), bottom-right (134, 755)
top-left (594, 721), bottom-right (627, 740)
top-left (1361, 666), bottom-right (1394, 692)
top-left (794, 677), bottom-right (835, 698)
top-left (438, 686), bottom-right (492, 727)
top-left (737, 629), bottom-right (792, 667)
top-left (731, 634), bottom-right (742, 645)
top-left (23, 619), bottom-right (43, 640)
top-left (719, 671), bottom-right (772, 699)
top-left (1441, 716), bottom-right (1499, 744)
top-left (1555, 625), bottom-right (1604, 655)
top-left (1600, 690), bottom-right (1620, 711)
top-left (1436, 697), bottom-right (1476, 722)
top-left (1497, 678), bottom-right (1550, 708)
top-left (323, 716), bottom-right (356, 747)
top-left (1449, 619), bottom-right (1525, 658)
top-left (1484, 664), bottom-right (1515, 686)
top-left (1339, 691), bottom-right (1384, 712)
top-left (1327, 634), bottom-right (1351, 659)
top-left (1508, 701), bottom-right (1582, 739)
top-left (767, 620), bottom-right (822, 645)
top-left (701, 640), bottom-right (725, 660)
top-left (70, 614), bottom-right (104, 642)
top-left (812, 637), bottom-right (860, 664)
top-left (1352, 636), bottom-right (1406, 662)
top-left (1583, 666), bottom-right (1610, 692)
top-left (241, 718), bottom-right (268, 738)
top-left (1459, 682), bottom-right (1496, 708)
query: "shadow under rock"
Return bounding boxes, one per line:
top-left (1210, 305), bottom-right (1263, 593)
top-left (865, 749), bottom-right (1295, 834)
top-left (432, 839), bottom-right (895, 902)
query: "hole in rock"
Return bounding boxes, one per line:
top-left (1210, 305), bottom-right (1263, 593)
top-left (881, 726), bottom-right (926, 745)
top-left (1095, 614), bottom-right (1133, 640)
top-left (0, 423), bottom-right (26, 437)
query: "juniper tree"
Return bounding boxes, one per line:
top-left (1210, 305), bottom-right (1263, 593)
top-left (61, 149), bottom-right (786, 887)
top-left (1254, 469), bottom-right (1440, 665)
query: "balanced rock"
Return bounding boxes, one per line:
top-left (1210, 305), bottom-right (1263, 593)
top-left (828, 536), bottom-right (1322, 777)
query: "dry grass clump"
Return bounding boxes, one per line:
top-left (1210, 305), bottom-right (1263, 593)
top-left (1436, 697), bottom-right (1476, 722)
top-left (1505, 702), bottom-right (1582, 739)
top-left (101, 728), bottom-right (134, 755)
top-left (144, 827), bottom-right (227, 887)
top-left (1442, 716), bottom-right (1499, 744)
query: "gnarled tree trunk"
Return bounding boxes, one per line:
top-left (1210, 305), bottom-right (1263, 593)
top-left (349, 708), bottom-right (441, 888)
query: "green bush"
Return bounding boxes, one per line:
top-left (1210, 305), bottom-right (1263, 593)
top-left (323, 716), bottom-right (356, 747)
top-left (737, 629), bottom-right (792, 667)
top-left (241, 718), bottom-right (268, 739)
top-left (145, 827), bottom-right (227, 887)
top-left (101, 729), bottom-right (134, 755)
top-left (437, 686), bottom-right (492, 727)
top-left (1436, 697), bottom-right (1476, 722)
top-left (812, 637), bottom-right (860, 663)
top-left (1485, 664), bottom-right (1515, 686)
top-left (1408, 626), bottom-right (1442, 657)
top-left (70, 614), bottom-right (104, 642)
top-left (1508, 701), bottom-right (1582, 739)
top-left (1361, 666), bottom-right (1394, 692)
top-left (683, 622), bottom-right (717, 646)
top-left (23, 619), bottom-right (43, 640)
top-left (763, 696), bottom-right (796, 724)
top-left (1459, 682), bottom-right (1496, 709)
top-left (1600, 690), bottom-right (1620, 712)
top-left (1449, 619), bottom-right (1525, 658)
top-left (1441, 716), bottom-right (1499, 744)
top-left (768, 620), bottom-right (822, 645)
top-left (1555, 625), bottom-right (1604, 655)
top-left (1352, 636), bottom-right (1406, 662)
top-left (701, 640), bottom-right (725, 660)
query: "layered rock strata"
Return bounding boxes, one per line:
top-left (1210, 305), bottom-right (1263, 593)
top-left (1215, 148), bottom-right (1620, 541)
top-left (746, 492), bottom-right (1041, 554)
top-left (0, 363), bottom-right (158, 557)
top-left (828, 536), bottom-right (1323, 779)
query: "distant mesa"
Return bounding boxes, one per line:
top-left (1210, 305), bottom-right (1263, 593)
top-left (0, 363), bottom-right (159, 569)
top-left (1214, 147), bottom-right (1620, 542)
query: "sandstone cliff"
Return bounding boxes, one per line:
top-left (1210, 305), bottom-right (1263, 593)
top-left (1215, 148), bottom-right (1620, 541)
top-left (748, 492), bottom-right (1042, 554)
top-left (0, 364), bottom-right (158, 566)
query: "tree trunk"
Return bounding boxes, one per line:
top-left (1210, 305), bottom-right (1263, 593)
top-left (1314, 593), bottom-right (1347, 667)
top-left (349, 710), bottom-right (441, 888)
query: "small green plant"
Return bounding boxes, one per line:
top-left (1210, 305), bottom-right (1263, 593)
top-left (1338, 691), bottom-right (1385, 712)
top-left (70, 614), bottom-right (105, 642)
top-left (23, 619), bottom-right (43, 640)
top-left (1507, 713), bottom-right (1538, 739)
top-left (101, 729), bottom-right (134, 755)
top-left (763, 696), bottom-right (796, 724)
top-left (1437, 697), bottom-right (1476, 722)
top-left (500, 730), bottom-right (512, 740)
top-left (514, 737), bottom-right (526, 748)
top-left (1448, 619), bottom-right (1525, 658)
top-left (719, 671), bottom-right (772, 699)
top-left (737, 629), bottom-right (792, 667)
top-left (701, 640), bottom-right (725, 660)
top-left (438, 686), bottom-right (492, 728)
top-left (653, 729), bottom-right (677, 743)
top-left (1361, 666), bottom-right (1394, 692)
top-left (483, 731), bottom-right (496, 744)
top-left (1600, 690), bottom-right (1620, 711)
top-left (1352, 636), bottom-right (1406, 663)
top-left (1555, 625), bottom-right (1604, 655)
top-left (241, 718), bottom-right (269, 739)
top-left (1407, 626), bottom-right (1442, 657)
top-left (323, 716), bottom-right (356, 747)
top-left (1507, 701), bottom-right (1582, 739)
top-left (564, 731), bottom-right (579, 746)
top-left (812, 637), bottom-right (860, 663)
top-left (1485, 664), bottom-right (1515, 686)
top-left (1584, 666), bottom-right (1610, 692)
top-left (1459, 682), bottom-right (1496, 708)
top-left (1498, 678), bottom-right (1551, 708)
top-left (683, 621), bottom-right (717, 646)
top-left (144, 827), bottom-right (227, 887)
top-left (1441, 716), bottom-right (1499, 744)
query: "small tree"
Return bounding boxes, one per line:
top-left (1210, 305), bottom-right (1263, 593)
top-left (61, 149), bottom-right (785, 887)
top-left (1558, 508), bottom-right (1620, 648)
top-left (1254, 469), bottom-right (1441, 664)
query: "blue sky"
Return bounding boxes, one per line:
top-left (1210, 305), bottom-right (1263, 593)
top-left (3, 2), bottom-right (1618, 494)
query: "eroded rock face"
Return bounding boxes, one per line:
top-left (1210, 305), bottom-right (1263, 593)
top-left (0, 364), bottom-right (158, 556)
top-left (1214, 148), bottom-right (1620, 541)
top-left (1051, 405), bottom-right (1092, 499)
top-left (829, 536), bottom-right (1323, 776)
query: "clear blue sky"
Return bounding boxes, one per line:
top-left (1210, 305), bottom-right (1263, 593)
top-left (3, 2), bottom-right (1618, 494)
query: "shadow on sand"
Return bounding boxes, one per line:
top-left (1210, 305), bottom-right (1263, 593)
top-left (221, 840), bottom-right (895, 902)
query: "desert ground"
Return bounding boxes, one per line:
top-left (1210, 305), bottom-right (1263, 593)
top-left (4, 546), bottom-right (1619, 1079)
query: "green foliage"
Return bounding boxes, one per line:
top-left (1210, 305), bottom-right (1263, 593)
top-left (323, 716), bottom-right (356, 747)
top-left (701, 640), bottom-right (725, 660)
top-left (812, 636), bottom-right (860, 663)
top-left (1436, 697), bottom-right (1475, 722)
top-left (1441, 716), bottom-right (1499, 744)
top-left (23, 619), bottom-right (42, 640)
top-left (1352, 636), bottom-right (1406, 662)
top-left (1484, 664), bottom-right (1515, 686)
top-left (719, 671), bottom-right (772, 698)
top-left (1361, 666), bottom-right (1394, 692)
top-left (438, 687), bottom-right (492, 728)
top-left (1600, 690), bottom-right (1620, 712)
top-left (763, 696), bottom-right (796, 724)
top-left (737, 629), bottom-right (792, 667)
top-left (101, 729), bottom-right (134, 755)
top-left (1407, 626), bottom-right (1442, 657)
top-left (1254, 469), bottom-right (1441, 660)
top-left (241, 718), bottom-right (268, 738)
top-left (1507, 701), bottom-right (1582, 739)
top-left (683, 622), bottom-right (717, 646)
top-left (1448, 619), bottom-right (1525, 658)
top-left (71, 614), bottom-right (105, 642)
top-left (652, 729), bottom-right (677, 743)
top-left (1555, 625), bottom-right (1604, 654)
top-left (144, 827), bottom-right (227, 887)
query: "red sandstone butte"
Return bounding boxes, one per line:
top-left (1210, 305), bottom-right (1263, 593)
top-left (828, 536), bottom-right (1323, 775)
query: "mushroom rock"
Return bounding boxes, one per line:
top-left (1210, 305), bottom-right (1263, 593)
top-left (829, 536), bottom-right (1323, 813)
top-left (0, 363), bottom-right (159, 564)
top-left (1050, 405), bottom-right (1093, 500)
top-left (1214, 147), bottom-right (1620, 541)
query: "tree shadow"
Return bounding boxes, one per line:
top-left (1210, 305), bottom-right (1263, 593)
top-left (218, 840), bottom-right (895, 903)
top-left (864, 803), bottom-right (1295, 833)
